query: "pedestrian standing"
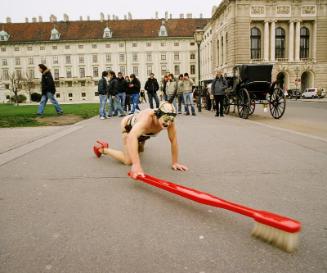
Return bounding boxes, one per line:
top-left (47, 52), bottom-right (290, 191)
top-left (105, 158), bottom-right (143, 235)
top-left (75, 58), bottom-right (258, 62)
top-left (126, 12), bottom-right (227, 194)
top-left (166, 73), bottom-right (177, 110)
top-left (125, 75), bottom-right (131, 112)
top-left (182, 73), bottom-right (196, 116)
top-left (97, 71), bottom-right (109, 119)
top-left (37, 64), bottom-right (63, 116)
top-left (176, 74), bottom-right (184, 114)
top-left (115, 72), bottom-right (127, 115)
top-left (211, 70), bottom-right (228, 117)
top-left (144, 73), bottom-right (160, 109)
top-left (108, 71), bottom-right (125, 117)
top-left (129, 74), bottom-right (141, 114)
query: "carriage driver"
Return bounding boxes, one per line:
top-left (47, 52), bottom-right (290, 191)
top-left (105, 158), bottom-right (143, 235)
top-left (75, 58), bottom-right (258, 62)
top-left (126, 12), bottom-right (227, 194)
top-left (93, 102), bottom-right (188, 179)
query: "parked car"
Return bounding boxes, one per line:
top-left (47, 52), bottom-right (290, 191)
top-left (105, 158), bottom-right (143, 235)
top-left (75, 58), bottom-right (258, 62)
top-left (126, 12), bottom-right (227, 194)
top-left (302, 88), bottom-right (318, 99)
top-left (287, 89), bottom-right (301, 99)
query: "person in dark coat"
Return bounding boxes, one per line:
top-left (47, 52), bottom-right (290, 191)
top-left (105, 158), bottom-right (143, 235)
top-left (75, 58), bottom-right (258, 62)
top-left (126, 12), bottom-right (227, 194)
top-left (37, 64), bottom-right (63, 115)
top-left (128, 74), bottom-right (141, 114)
top-left (211, 70), bottom-right (228, 117)
top-left (98, 70), bottom-right (109, 119)
top-left (115, 72), bottom-right (127, 115)
top-left (124, 75), bottom-right (131, 112)
top-left (108, 71), bottom-right (125, 117)
top-left (144, 73), bottom-right (160, 109)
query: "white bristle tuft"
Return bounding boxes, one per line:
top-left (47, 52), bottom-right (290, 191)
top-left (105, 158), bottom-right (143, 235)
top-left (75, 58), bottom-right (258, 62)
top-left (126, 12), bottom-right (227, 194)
top-left (252, 222), bottom-right (299, 252)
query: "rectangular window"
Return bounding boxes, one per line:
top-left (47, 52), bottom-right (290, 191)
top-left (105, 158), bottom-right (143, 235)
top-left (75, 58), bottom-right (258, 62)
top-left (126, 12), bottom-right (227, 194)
top-left (27, 69), bottom-right (35, 79)
top-left (119, 42), bottom-right (124, 48)
top-left (190, 53), bottom-right (196, 59)
top-left (132, 66), bottom-right (138, 76)
top-left (41, 57), bottom-right (46, 64)
top-left (106, 66), bottom-right (112, 71)
top-left (92, 44), bottom-right (97, 49)
top-left (79, 67), bottom-right (85, 78)
top-left (28, 57), bottom-right (34, 65)
top-left (174, 42), bottom-right (179, 46)
top-left (119, 53), bottom-right (125, 62)
top-left (78, 45), bottom-right (84, 49)
top-left (119, 66), bottom-right (126, 75)
top-left (147, 65), bottom-right (152, 76)
top-left (65, 45), bottom-right (70, 49)
top-left (67, 82), bottom-right (72, 87)
top-left (161, 54), bottom-right (166, 61)
top-left (79, 55), bottom-right (84, 64)
top-left (161, 42), bottom-right (166, 47)
top-left (95, 91), bottom-right (99, 96)
top-left (53, 56), bottom-right (58, 64)
top-left (190, 42), bottom-right (195, 46)
top-left (54, 68), bottom-right (59, 80)
top-left (56, 93), bottom-right (60, 98)
top-left (161, 65), bottom-right (167, 76)
top-left (106, 54), bottom-right (111, 62)
top-left (66, 55), bottom-right (71, 64)
top-left (27, 46), bottom-right (32, 51)
top-left (132, 53), bottom-right (138, 62)
top-left (132, 42), bottom-right (137, 47)
top-left (81, 81), bottom-right (85, 86)
top-left (15, 58), bottom-right (21, 66)
top-left (40, 46), bottom-right (45, 50)
top-left (2, 59), bottom-right (7, 66)
top-left (66, 67), bottom-right (72, 78)
top-left (2, 69), bottom-right (9, 80)
top-left (92, 54), bottom-right (98, 63)
top-left (16, 69), bottom-right (22, 79)
top-left (52, 45), bottom-right (57, 50)
top-left (174, 52), bottom-right (179, 61)
top-left (81, 92), bottom-right (86, 97)
top-left (93, 67), bottom-right (99, 77)
top-left (190, 65), bottom-right (196, 75)
top-left (1, 47), bottom-right (6, 52)
top-left (15, 47), bottom-right (20, 51)
top-left (174, 65), bottom-right (180, 76)
top-left (105, 44), bottom-right (111, 48)
top-left (146, 42), bottom-right (151, 47)
top-left (147, 53), bottom-right (152, 62)
top-left (68, 93), bottom-right (73, 97)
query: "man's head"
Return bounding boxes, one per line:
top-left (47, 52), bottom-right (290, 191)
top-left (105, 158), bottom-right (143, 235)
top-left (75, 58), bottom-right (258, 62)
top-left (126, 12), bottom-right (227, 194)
top-left (183, 73), bottom-right (189, 79)
top-left (118, 72), bottom-right (123, 78)
top-left (109, 70), bottom-right (116, 79)
top-left (130, 74), bottom-right (135, 80)
top-left (102, 71), bottom-right (109, 78)
top-left (150, 73), bottom-right (154, 79)
top-left (155, 102), bottom-right (177, 128)
top-left (38, 64), bottom-right (47, 73)
top-left (215, 69), bottom-right (223, 78)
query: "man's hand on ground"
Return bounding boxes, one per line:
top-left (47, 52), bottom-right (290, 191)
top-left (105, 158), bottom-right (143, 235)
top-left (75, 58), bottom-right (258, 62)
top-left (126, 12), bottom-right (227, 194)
top-left (171, 163), bottom-right (188, 171)
top-left (130, 164), bottom-right (145, 180)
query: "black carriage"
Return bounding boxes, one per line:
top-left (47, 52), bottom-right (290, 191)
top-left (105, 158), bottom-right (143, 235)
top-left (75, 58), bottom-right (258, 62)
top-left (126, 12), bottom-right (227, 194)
top-left (223, 64), bottom-right (286, 119)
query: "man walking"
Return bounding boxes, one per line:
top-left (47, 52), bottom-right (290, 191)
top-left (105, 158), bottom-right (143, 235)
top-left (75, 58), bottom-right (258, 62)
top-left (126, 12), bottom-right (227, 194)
top-left (144, 73), bottom-right (160, 109)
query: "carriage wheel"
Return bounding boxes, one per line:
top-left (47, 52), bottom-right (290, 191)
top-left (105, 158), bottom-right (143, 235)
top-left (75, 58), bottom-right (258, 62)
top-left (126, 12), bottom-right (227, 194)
top-left (249, 99), bottom-right (256, 115)
top-left (269, 88), bottom-right (286, 119)
top-left (237, 88), bottom-right (250, 119)
top-left (223, 95), bottom-right (230, 115)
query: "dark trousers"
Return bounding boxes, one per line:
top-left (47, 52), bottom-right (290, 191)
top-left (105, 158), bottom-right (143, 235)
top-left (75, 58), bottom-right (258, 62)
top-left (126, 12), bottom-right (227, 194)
top-left (147, 92), bottom-right (160, 109)
top-left (214, 95), bottom-right (224, 116)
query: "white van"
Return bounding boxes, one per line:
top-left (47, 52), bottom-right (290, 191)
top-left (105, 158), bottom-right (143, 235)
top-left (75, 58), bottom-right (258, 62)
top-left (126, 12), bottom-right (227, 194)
top-left (302, 88), bottom-right (318, 99)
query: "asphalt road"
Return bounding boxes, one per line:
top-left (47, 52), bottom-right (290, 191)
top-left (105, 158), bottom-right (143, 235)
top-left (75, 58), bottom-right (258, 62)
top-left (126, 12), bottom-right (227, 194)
top-left (0, 104), bottom-right (326, 273)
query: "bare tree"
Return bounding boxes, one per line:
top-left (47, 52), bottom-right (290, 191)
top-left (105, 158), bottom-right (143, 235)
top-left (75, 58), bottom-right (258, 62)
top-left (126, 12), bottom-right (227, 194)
top-left (9, 70), bottom-right (24, 106)
top-left (23, 70), bottom-right (35, 103)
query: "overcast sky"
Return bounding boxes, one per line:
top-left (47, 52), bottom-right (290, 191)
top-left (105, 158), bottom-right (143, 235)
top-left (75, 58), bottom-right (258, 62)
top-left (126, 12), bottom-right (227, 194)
top-left (1, 0), bottom-right (222, 22)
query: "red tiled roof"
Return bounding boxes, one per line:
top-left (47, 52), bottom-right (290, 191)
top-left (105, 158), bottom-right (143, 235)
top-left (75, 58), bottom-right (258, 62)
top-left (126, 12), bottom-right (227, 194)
top-left (0, 18), bottom-right (209, 43)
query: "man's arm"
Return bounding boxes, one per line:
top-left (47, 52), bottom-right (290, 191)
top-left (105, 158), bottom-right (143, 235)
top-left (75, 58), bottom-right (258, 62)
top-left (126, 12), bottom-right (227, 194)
top-left (167, 123), bottom-right (188, 171)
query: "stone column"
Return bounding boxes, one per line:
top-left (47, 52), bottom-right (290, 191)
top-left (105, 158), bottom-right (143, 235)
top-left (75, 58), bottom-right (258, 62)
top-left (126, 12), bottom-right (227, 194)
top-left (264, 20), bottom-right (269, 61)
top-left (312, 20), bottom-right (317, 61)
top-left (270, 20), bottom-right (276, 61)
top-left (288, 20), bottom-right (294, 62)
top-left (223, 31), bottom-right (227, 64)
top-left (295, 20), bottom-right (301, 61)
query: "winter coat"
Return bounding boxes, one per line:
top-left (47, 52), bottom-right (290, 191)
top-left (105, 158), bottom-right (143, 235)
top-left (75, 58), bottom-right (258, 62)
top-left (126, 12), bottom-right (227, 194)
top-left (116, 77), bottom-right (127, 94)
top-left (108, 77), bottom-right (119, 96)
top-left (98, 77), bottom-right (108, 95)
top-left (144, 78), bottom-right (159, 94)
top-left (166, 80), bottom-right (177, 96)
top-left (128, 78), bottom-right (141, 94)
top-left (211, 76), bottom-right (228, 95)
top-left (41, 69), bottom-right (56, 95)
top-left (182, 78), bottom-right (194, 93)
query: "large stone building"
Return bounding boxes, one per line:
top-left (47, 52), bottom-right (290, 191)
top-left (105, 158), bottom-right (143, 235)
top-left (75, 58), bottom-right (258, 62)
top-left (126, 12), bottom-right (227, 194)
top-left (0, 16), bottom-right (208, 102)
top-left (201, 0), bottom-right (327, 92)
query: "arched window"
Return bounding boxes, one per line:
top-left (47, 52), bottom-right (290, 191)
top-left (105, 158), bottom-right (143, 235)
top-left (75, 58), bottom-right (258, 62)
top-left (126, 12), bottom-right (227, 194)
top-left (300, 27), bottom-right (310, 59)
top-left (275, 27), bottom-right (285, 59)
top-left (250, 27), bottom-right (261, 59)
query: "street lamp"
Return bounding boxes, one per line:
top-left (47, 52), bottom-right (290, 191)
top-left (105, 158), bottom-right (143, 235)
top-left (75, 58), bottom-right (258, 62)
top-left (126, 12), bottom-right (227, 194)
top-left (194, 27), bottom-right (204, 112)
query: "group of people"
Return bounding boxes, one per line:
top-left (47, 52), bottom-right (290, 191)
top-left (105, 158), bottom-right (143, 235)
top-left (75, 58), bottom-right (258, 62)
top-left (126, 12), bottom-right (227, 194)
top-left (98, 71), bottom-right (141, 119)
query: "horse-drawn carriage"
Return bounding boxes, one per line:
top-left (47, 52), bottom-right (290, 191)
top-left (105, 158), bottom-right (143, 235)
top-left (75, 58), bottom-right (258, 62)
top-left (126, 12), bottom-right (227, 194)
top-left (223, 64), bottom-right (286, 119)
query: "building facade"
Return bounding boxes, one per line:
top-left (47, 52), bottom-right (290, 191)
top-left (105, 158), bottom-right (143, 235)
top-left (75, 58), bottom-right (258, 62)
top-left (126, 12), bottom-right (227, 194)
top-left (201, 0), bottom-right (327, 92)
top-left (0, 18), bottom-right (208, 102)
